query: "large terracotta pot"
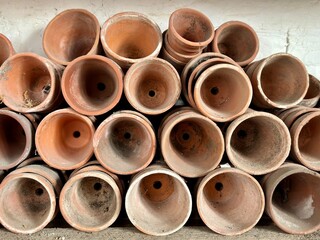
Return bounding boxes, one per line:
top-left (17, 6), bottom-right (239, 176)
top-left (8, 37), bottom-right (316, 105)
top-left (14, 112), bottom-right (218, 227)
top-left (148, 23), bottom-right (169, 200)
top-left (0, 33), bottom-right (15, 66)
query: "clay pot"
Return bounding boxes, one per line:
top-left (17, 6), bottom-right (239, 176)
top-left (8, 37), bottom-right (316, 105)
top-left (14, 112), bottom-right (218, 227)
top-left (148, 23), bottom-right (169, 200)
top-left (212, 21), bottom-right (259, 66)
top-left (60, 165), bottom-right (122, 232)
top-left (101, 12), bottom-right (162, 70)
top-left (193, 63), bottom-right (252, 122)
top-left (225, 110), bottom-right (291, 175)
top-left (125, 164), bottom-right (192, 236)
top-left (159, 43), bottom-right (185, 73)
top-left (290, 111), bottom-right (320, 171)
top-left (124, 58), bottom-right (181, 115)
top-left (299, 74), bottom-right (320, 108)
top-left (93, 110), bottom-right (156, 175)
top-left (0, 53), bottom-right (63, 113)
top-left (43, 9), bottom-right (100, 66)
top-left (0, 33), bottom-right (15, 66)
top-left (168, 8), bottom-right (214, 53)
top-left (262, 163), bottom-right (320, 234)
top-left (0, 109), bottom-right (35, 170)
top-left (197, 167), bottom-right (264, 235)
top-left (35, 108), bottom-right (95, 170)
top-left (282, 107), bottom-right (318, 129)
top-left (160, 109), bottom-right (224, 178)
top-left (0, 172), bottom-right (56, 234)
top-left (61, 55), bottom-right (123, 116)
top-left (247, 53), bottom-right (309, 108)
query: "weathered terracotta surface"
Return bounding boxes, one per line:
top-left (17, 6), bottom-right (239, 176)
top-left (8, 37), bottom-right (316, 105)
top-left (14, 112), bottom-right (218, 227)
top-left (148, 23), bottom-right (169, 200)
top-left (246, 53), bottom-right (309, 108)
top-left (212, 21), bottom-right (259, 66)
top-left (0, 109), bottom-right (34, 170)
top-left (160, 108), bottom-right (224, 178)
top-left (225, 110), bottom-right (291, 175)
top-left (101, 12), bottom-right (162, 69)
top-left (290, 111), bottom-right (320, 171)
top-left (124, 58), bottom-right (181, 115)
top-left (35, 108), bottom-right (95, 170)
top-left (62, 55), bottom-right (123, 116)
top-left (0, 53), bottom-right (63, 113)
top-left (125, 164), bottom-right (192, 236)
top-left (43, 9), bottom-right (100, 66)
top-left (262, 163), bottom-right (320, 234)
top-left (299, 74), bottom-right (320, 108)
top-left (281, 107), bottom-right (318, 129)
top-left (159, 41), bottom-right (185, 73)
top-left (93, 110), bottom-right (156, 175)
top-left (60, 165), bottom-right (122, 232)
top-left (197, 167), bottom-right (264, 235)
top-left (0, 33), bottom-right (15, 66)
top-left (0, 172), bottom-right (56, 234)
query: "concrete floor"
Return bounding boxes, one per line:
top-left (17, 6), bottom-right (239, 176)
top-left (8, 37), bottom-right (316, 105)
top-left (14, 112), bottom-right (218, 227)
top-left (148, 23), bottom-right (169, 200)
top-left (0, 226), bottom-right (319, 240)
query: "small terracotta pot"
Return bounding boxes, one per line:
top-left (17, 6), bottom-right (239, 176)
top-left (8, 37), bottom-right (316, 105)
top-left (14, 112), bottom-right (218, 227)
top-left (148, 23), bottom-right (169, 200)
top-left (43, 9), bottom-right (100, 66)
top-left (159, 44), bottom-right (185, 73)
top-left (60, 166), bottom-right (122, 232)
top-left (93, 110), bottom-right (156, 175)
top-left (160, 109), bottom-right (224, 178)
top-left (212, 21), bottom-right (259, 66)
top-left (61, 55), bottom-right (123, 116)
top-left (101, 12), bottom-right (162, 69)
top-left (0, 172), bottom-right (56, 234)
top-left (290, 111), bottom-right (320, 171)
top-left (248, 53), bottom-right (309, 108)
top-left (35, 108), bottom-right (95, 170)
top-left (282, 107), bottom-right (318, 129)
top-left (168, 8), bottom-right (214, 53)
top-left (125, 164), bottom-right (192, 236)
top-left (197, 167), bottom-right (264, 235)
top-left (124, 58), bottom-right (181, 115)
top-left (299, 74), bottom-right (320, 108)
top-left (193, 63), bottom-right (252, 122)
top-left (0, 53), bottom-right (63, 113)
top-left (0, 33), bottom-right (15, 66)
top-left (262, 163), bottom-right (320, 234)
top-left (225, 110), bottom-right (291, 175)
top-left (0, 109), bottom-right (34, 170)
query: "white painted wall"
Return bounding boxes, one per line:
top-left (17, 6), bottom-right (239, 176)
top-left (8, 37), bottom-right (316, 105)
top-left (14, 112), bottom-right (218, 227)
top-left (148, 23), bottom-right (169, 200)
top-left (1, 0), bottom-right (319, 76)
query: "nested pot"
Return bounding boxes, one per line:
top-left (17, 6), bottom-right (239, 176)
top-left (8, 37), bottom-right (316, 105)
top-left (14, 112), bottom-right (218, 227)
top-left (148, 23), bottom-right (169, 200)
top-left (160, 108), bottom-right (224, 178)
top-left (225, 110), bottom-right (291, 175)
top-left (0, 33), bottom-right (15, 66)
top-left (0, 52), bottom-right (63, 113)
top-left (94, 110), bottom-right (156, 175)
top-left (61, 55), bottom-right (123, 116)
top-left (43, 9), bottom-right (100, 66)
top-left (212, 21), bottom-right (259, 66)
top-left (124, 58), bottom-right (181, 115)
top-left (298, 74), bottom-right (320, 108)
top-left (101, 12), bottom-right (162, 69)
top-left (262, 163), bottom-right (320, 234)
top-left (125, 164), bottom-right (192, 236)
top-left (197, 167), bottom-right (265, 235)
top-left (35, 108), bottom-right (95, 170)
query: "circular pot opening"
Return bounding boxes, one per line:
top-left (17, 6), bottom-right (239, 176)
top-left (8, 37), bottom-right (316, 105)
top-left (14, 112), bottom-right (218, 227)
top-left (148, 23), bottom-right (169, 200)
top-left (304, 75), bottom-right (320, 100)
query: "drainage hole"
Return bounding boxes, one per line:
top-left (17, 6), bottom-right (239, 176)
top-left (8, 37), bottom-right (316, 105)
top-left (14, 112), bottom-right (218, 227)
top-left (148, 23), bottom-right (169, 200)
top-left (124, 132), bottom-right (131, 139)
top-left (210, 87), bottom-right (219, 95)
top-left (73, 131), bottom-right (81, 138)
top-left (97, 82), bottom-right (106, 91)
top-left (153, 181), bottom-right (162, 189)
top-left (182, 133), bottom-right (190, 141)
top-left (94, 182), bottom-right (102, 191)
top-left (215, 182), bottom-right (223, 191)
top-left (237, 130), bottom-right (247, 139)
top-left (35, 188), bottom-right (44, 196)
top-left (148, 90), bottom-right (156, 97)
top-left (42, 85), bottom-right (51, 94)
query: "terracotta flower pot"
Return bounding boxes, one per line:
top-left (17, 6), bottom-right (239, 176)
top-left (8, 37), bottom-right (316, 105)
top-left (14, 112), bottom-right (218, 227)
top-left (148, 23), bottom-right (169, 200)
top-left (282, 107), bottom-right (318, 129)
top-left (193, 63), bottom-right (252, 122)
top-left (0, 33), bottom-right (15, 66)
top-left (0, 172), bottom-right (56, 234)
top-left (168, 8), bottom-right (214, 53)
top-left (61, 55), bottom-right (123, 116)
top-left (35, 108), bottom-right (95, 170)
top-left (43, 9), bottom-right (100, 66)
top-left (212, 21), bottom-right (259, 66)
top-left (290, 111), bottom-right (320, 171)
top-left (247, 53), bottom-right (309, 108)
top-left (0, 53), bottom-right (63, 113)
top-left (60, 165), bottom-right (122, 232)
top-left (101, 12), bottom-right (162, 70)
top-left (0, 109), bottom-right (34, 170)
top-left (197, 167), bottom-right (264, 235)
top-left (225, 110), bottom-right (291, 175)
top-left (159, 43), bottom-right (185, 73)
top-left (125, 164), bottom-right (192, 236)
top-left (299, 74), bottom-right (320, 108)
top-left (94, 110), bottom-right (156, 175)
top-left (262, 163), bottom-right (320, 234)
top-left (160, 109), bottom-right (224, 178)
top-left (124, 58), bottom-right (181, 115)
